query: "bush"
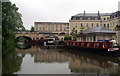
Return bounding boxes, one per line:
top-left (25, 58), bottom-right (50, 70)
top-left (64, 36), bottom-right (72, 41)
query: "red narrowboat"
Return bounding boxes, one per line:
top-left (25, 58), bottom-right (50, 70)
top-left (64, 40), bottom-right (120, 56)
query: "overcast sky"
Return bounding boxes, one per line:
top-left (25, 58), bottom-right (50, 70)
top-left (10, 0), bottom-right (120, 30)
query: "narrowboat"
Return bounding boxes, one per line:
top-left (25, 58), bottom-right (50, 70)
top-left (64, 40), bottom-right (120, 56)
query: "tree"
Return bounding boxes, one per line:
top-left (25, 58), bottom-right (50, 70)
top-left (30, 26), bottom-right (34, 32)
top-left (2, 2), bottom-right (25, 74)
top-left (70, 27), bottom-right (76, 36)
top-left (79, 26), bottom-right (85, 33)
top-left (2, 2), bottom-right (25, 48)
top-left (64, 35), bottom-right (72, 41)
top-left (70, 27), bottom-right (77, 41)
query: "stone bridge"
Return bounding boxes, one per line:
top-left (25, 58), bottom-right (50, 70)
top-left (15, 31), bottom-right (65, 40)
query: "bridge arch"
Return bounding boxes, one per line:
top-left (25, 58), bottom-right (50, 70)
top-left (16, 36), bottom-right (32, 42)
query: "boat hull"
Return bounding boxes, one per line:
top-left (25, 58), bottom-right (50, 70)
top-left (64, 46), bottom-right (120, 57)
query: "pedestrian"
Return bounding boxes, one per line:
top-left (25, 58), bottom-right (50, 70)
top-left (110, 38), bottom-right (117, 47)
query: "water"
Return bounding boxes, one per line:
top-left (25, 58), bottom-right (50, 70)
top-left (2, 43), bottom-right (120, 74)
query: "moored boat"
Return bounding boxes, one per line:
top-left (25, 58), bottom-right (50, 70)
top-left (64, 40), bottom-right (120, 56)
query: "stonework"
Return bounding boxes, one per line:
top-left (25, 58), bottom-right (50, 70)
top-left (69, 11), bottom-right (120, 34)
top-left (34, 22), bottom-right (69, 34)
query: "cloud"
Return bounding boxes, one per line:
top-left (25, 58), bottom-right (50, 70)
top-left (10, 0), bottom-right (120, 29)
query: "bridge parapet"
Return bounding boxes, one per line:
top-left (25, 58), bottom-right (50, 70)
top-left (15, 31), bottom-right (39, 34)
top-left (15, 31), bottom-right (67, 40)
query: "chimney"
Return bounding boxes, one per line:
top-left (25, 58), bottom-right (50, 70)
top-left (118, 1), bottom-right (120, 11)
top-left (84, 11), bottom-right (85, 16)
top-left (98, 11), bottom-right (100, 16)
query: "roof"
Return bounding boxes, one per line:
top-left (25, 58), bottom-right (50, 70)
top-left (74, 13), bottom-right (111, 16)
top-left (70, 12), bottom-right (112, 20)
top-left (83, 26), bottom-right (116, 34)
top-left (35, 22), bottom-right (69, 25)
top-left (110, 11), bottom-right (120, 18)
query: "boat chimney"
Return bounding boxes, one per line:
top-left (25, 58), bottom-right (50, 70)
top-left (84, 11), bottom-right (85, 16)
top-left (98, 11), bottom-right (100, 16)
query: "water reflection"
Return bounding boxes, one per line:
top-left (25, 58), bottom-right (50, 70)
top-left (10, 44), bottom-right (120, 74)
top-left (2, 45), bottom-right (24, 74)
top-left (64, 50), bottom-right (120, 74)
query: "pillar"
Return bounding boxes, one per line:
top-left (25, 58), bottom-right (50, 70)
top-left (116, 31), bottom-right (120, 45)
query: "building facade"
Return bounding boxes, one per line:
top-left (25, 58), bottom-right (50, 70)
top-left (76, 26), bottom-right (116, 42)
top-left (69, 11), bottom-right (120, 34)
top-left (34, 22), bottom-right (69, 34)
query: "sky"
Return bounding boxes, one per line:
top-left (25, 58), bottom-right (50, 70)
top-left (10, 0), bottom-right (120, 30)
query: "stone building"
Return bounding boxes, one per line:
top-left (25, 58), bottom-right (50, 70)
top-left (69, 11), bottom-right (120, 34)
top-left (34, 22), bottom-right (69, 34)
top-left (76, 26), bottom-right (116, 42)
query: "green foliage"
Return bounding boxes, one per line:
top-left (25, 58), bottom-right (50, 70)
top-left (70, 27), bottom-right (76, 36)
top-left (2, 2), bottom-right (25, 74)
top-left (70, 28), bottom-right (77, 41)
top-left (2, 2), bottom-right (25, 48)
top-left (64, 35), bottom-right (72, 41)
top-left (79, 26), bottom-right (85, 33)
top-left (2, 45), bottom-right (23, 74)
top-left (30, 26), bottom-right (34, 32)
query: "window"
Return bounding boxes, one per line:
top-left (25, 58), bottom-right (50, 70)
top-left (107, 24), bottom-right (109, 28)
top-left (42, 24), bottom-right (44, 31)
top-left (95, 18), bottom-right (98, 20)
top-left (80, 17), bottom-right (83, 20)
top-left (81, 43), bottom-right (84, 47)
top-left (94, 43), bottom-right (99, 47)
top-left (48, 24), bottom-right (50, 31)
top-left (88, 18), bottom-right (91, 20)
top-left (56, 25), bottom-right (58, 31)
top-left (73, 17), bottom-right (76, 20)
top-left (75, 23), bottom-right (77, 27)
top-left (97, 23), bottom-right (99, 27)
top-left (91, 23), bottom-right (93, 27)
top-left (104, 24), bottom-right (106, 27)
top-left (60, 25), bottom-right (62, 31)
top-left (104, 18), bottom-right (106, 20)
top-left (73, 43), bottom-right (76, 46)
top-left (103, 43), bottom-right (107, 48)
top-left (64, 25), bottom-right (66, 31)
top-left (86, 23), bottom-right (88, 27)
top-left (77, 43), bottom-right (80, 46)
top-left (113, 22), bottom-right (115, 26)
top-left (52, 24), bottom-right (54, 31)
top-left (87, 43), bottom-right (91, 47)
top-left (81, 23), bottom-right (83, 27)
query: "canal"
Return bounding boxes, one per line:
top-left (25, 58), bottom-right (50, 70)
top-left (2, 43), bottom-right (120, 75)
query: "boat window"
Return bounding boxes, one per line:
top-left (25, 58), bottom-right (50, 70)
top-left (103, 43), bottom-right (107, 48)
top-left (87, 43), bottom-right (91, 47)
top-left (77, 43), bottom-right (80, 46)
top-left (94, 43), bottom-right (99, 47)
top-left (67, 43), bottom-right (69, 45)
top-left (81, 43), bottom-right (84, 47)
top-left (73, 43), bottom-right (75, 46)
